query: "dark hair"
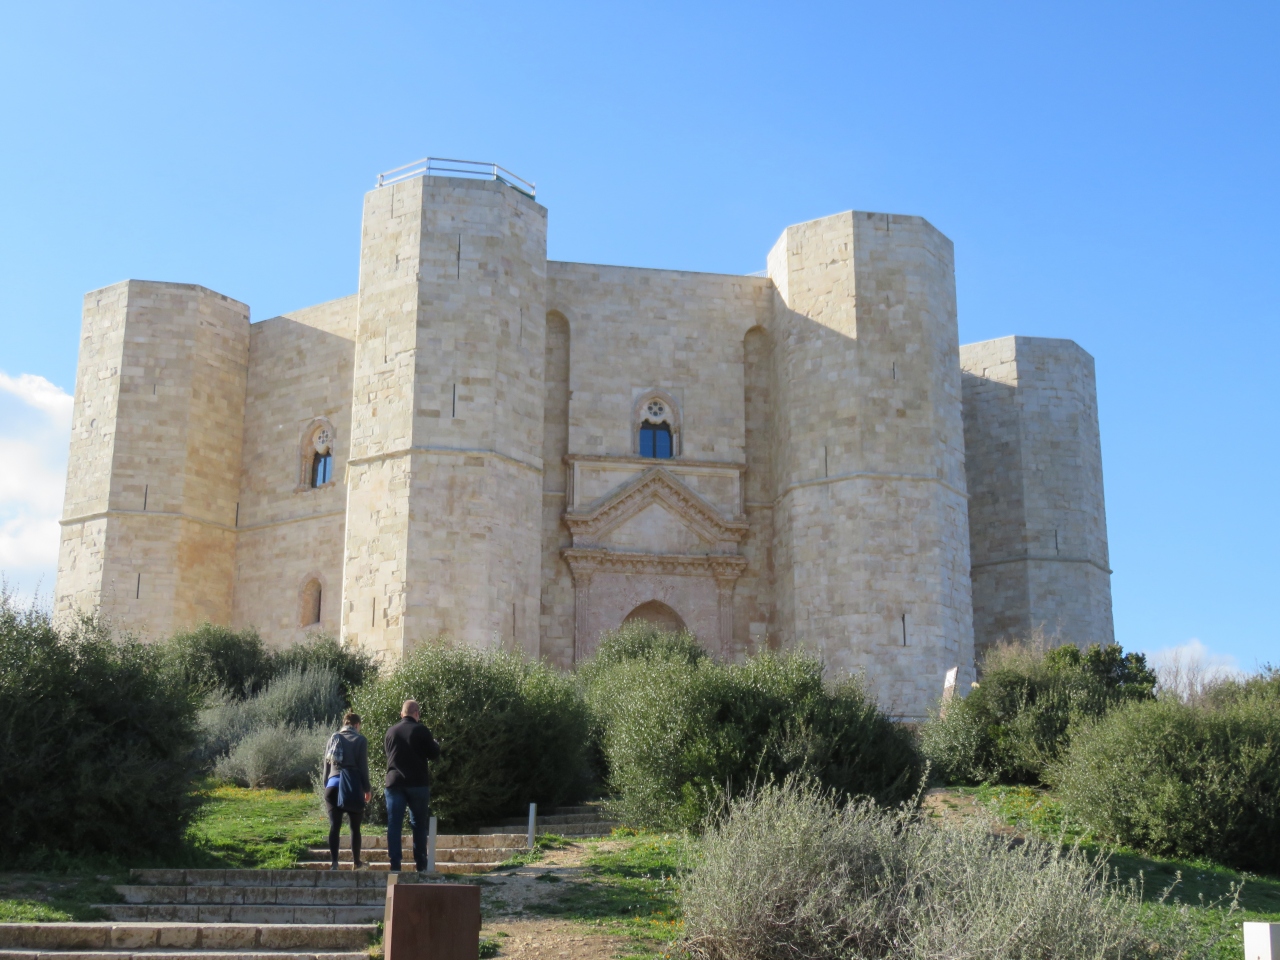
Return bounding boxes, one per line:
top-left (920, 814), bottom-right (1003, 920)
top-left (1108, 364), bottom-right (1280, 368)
top-left (344, 712), bottom-right (361, 726)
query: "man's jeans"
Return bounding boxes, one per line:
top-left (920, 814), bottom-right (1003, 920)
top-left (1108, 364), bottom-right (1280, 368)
top-left (385, 785), bottom-right (432, 872)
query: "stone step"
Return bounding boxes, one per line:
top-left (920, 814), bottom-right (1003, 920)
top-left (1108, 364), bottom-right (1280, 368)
top-left (306, 848), bottom-right (522, 865)
top-left (0, 951), bottom-right (365, 960)
top-left (493, 813), bottom-right (600, 826)
top-left (330, 834), bottom-right (524, 850)
top-left (294, 862), bottom-right (495, 875)
top-left (114, 888), bottom-right (384, 907)
top-left (94, 907), bottom-right (382, 925)
top-left (0, 924), bottom-right (374, 951)
top-left (129, 872), bottom-right (383, 889)
top-left (478, 822), bottom-right (617, 837)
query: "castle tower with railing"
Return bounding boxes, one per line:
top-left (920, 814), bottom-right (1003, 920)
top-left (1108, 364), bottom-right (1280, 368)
top-left (53, 158), bottom-right (1115, 719)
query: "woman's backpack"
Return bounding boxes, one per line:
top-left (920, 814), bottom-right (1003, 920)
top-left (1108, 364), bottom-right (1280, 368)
top-left (324, 732), bottom-right (346, 769)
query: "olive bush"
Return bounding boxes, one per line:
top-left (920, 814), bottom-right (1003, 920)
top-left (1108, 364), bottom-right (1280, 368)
top-left (585, 628), bottom-right (922, 830)
top-left (1049, 692), bottom-right (1280, 871)
top-left (0, 594), bottom-right (202, 857)
top-left (351, 643), bottom-right (593, 828)
top-left (920, 642), bottom-right (1157, 784)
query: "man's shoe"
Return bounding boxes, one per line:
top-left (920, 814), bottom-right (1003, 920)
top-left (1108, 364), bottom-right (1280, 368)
top-left (388, 865), bottom-right (401, 873)
top-left (329, 861), bottom-right (340, 871)
top-left (353, 860), bottom-right (364, 870)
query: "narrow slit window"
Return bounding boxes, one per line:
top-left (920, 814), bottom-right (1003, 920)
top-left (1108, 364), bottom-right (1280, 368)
top-left (311, 451), bottom-right (333, 487)
top-left (639, 421), bottom-right (673, 459)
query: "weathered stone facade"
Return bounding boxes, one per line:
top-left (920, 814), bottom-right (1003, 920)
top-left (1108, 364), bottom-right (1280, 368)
top-left (55, 170), bottom-right (1114, 719)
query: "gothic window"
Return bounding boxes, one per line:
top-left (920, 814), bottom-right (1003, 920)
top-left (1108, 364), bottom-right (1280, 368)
top-left (634, 394), bottom-right (679, 459)
top-left (302, 421), bottom-right (336, 489)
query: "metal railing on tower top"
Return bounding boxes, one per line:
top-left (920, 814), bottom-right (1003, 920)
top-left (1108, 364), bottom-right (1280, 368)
top-left (376, 157), bottom-right (536, 197)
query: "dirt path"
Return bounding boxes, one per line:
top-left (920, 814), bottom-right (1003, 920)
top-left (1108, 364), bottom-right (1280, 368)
top-left (480, 919), bottom-right (630, 960)
top-left (475, 840), bottom-right (655, 960)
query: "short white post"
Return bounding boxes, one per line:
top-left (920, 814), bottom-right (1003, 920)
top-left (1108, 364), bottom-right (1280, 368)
top-left (426, 815), bottom-right (437, 874)
top-left (1244, 923), bottom-right (1279, 960)
top-left (527, 802), bottom-right (537, 849)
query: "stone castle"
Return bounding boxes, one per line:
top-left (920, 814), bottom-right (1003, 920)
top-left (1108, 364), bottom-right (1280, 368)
top-left (53, 160), bottom-right (1114, 719)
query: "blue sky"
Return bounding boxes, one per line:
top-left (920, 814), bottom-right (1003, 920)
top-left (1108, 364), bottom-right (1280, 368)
top-left (1, 0), bottom-right (1275, 670)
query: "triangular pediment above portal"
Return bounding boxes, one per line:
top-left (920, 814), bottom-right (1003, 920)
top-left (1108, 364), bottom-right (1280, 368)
top-left (598, 500), bottom-right (714, 554)
top-left (563, 467), bottom-right (748, 551)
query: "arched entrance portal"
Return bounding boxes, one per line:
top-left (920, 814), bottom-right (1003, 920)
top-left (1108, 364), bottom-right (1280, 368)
top-left (622, 600), bottom-right (686, 633)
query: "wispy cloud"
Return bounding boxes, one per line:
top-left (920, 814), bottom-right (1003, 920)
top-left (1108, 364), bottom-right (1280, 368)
top-left (0, 371), bottom-right (72, 600)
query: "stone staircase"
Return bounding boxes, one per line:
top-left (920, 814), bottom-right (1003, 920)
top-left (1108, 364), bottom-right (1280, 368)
top-left (0, 805), bottom-right (618, 959)
top-left (478, 804), bottom-right (618, 839)
top-left (0, 870), bottom-right (380, 959)
top-left (296, 834), bottom-right (527, 874)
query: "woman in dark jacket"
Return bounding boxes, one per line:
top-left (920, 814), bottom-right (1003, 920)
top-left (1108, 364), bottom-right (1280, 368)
top-left (323, 712), bottom-right (372, 869)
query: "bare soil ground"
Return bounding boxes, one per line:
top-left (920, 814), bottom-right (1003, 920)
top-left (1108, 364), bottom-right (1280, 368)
top-left (480, 919), bottom-right (630, 960)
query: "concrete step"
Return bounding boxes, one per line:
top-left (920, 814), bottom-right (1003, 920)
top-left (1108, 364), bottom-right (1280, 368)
top-left (0, 951), bottom-right (365, 960)
top-left (113, 888), bottom-right (384, 907)
top-left (294, 862), bottom-right (496, 875)
top-left (306, 848), bottom-right (522, 865)
top-left (128, 872), bottom-right (382, 889)
top-left (0, 924), bottom-right (374, 951)
top-left (94, 907), bottom-right (382, 925)
top-left (330, 834), bottom-right (523, 851)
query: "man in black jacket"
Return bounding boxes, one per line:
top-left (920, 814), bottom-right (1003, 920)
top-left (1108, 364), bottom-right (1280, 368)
top-left (384, 699), bottom-right (441, 872)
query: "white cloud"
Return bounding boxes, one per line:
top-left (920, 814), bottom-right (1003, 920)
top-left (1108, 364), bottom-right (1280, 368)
top-left (0, 372), bottom-right (73, 424)
top-left (0, 371), bottom-right (72, 596)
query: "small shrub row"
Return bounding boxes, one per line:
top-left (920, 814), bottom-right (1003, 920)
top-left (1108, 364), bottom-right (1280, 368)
top-left (162, 624), bottom-right (376, 702)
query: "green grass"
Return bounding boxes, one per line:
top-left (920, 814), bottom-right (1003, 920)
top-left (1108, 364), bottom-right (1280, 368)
top-left (185, 785), bottom-right (329, 868)
top-left (0, 785), bottom-right (328, 920)
top-left (0, 876), bottom-right (121, 922)
top-left (535, 833), bottom-right (684, 957)
top-left (958, 785), bottom-right (1280, 960)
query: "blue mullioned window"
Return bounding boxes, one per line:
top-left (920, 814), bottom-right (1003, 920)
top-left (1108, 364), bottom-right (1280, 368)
top-left (311, 452), bottom-right (333, 486)
top-left (639, 421), bottom-right (673, 459)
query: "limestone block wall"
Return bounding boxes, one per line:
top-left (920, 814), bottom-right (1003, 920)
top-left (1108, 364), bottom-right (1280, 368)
top-left (544, 264), bottom-right (772, 658)
top-left (232, 295), bottom-right (357, 647)
top-left (766, 212), bottom-right (975, 720)
top-left (959, 336), bottom-right (1113, 658)
top-left (539, 311), bottom-right (574, 668)
top-left (342, 175), bottom-right (547, 660)
top-left (55, 281), bottom-right (249, 638)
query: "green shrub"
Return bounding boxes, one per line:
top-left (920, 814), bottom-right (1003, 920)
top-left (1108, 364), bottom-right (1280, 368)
top-left (0, 595), bottom-right (202, 858)
top-left (920, 642), bottom-right (1156, 785)
top-left (200, 665), bottom-right (345, 762)
top-left (350, 643), bottom-right (592, 828)
top-left (586, 640), bottom-right (922, 830)
top-left (579, 619), bottom-right (707, 679)
top-left (681, 779), bottom-right (1224, 960)
top-left (272, 634), bottom-right (378, 704)
top-left (162, 623), bottom-right (274, 698)
top-left (214, 723), bottom-right (329, 789)
top-left (1049, 694), bottom-right (1280, 871)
